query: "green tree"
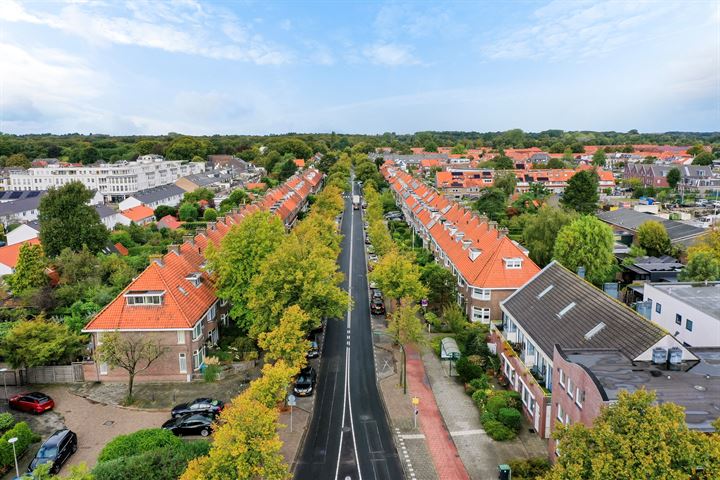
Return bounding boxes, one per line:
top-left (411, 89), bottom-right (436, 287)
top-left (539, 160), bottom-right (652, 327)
top-left (39, 182), bottom-right (109, 257)
top-left (547, 157), bottom-right (566, 169)
top-left (202, 208), bottom-right (217, 222)
top-left (165, 137), bottom-right (207, 160)
top-left (6, 153), bottom-right (30, 169)
top-left (592, 148), bottom-right (607, 167)
top-left (207, 211), bottom-right (286, 332)
top-left (183, 188), bottom-right (214, 204)
top-left (680, 250), bottom-right (720, 281)
top-left (178, 203), bottom-right (199, 222)
top-left (544, 390), bottom-right (720, 480)
top-left (474, 188), bottom-right (508, 222)
top-left (494, 155), bottom-right (514, 170)
top-left (277, 159), bottom-right (298, 181)
top-left (369, 250), bottom-right (426, 307)
top-left (553, 216), bottom-right (615, 285)
top-left (257, 306), bottom-right (310, 370)
top-left (521, 207), bottom-right (578, 267)
top-left (637, 221), bottom-right (671, 256)
top-left (0, 318), bottom-right (85, 368)
top-left (494, 172), bottom-right (517, 197)
top-left (96, 331), bottom-right (168, 403)
top-left (561, 170), bottom-right (599, 214)
top-left (420, 262), bottom-right (457, 311)
top-left (666, 167), bottom-right (681, 190)
top-left (451, 144), bottom-right (467, 155)
top-left (153, 205), bottom-right (177, 220)
top-left (389, 302), bottom-right (424, 346)
top-left (6, 243), bottom-right (48, 295)
top-left (692, 151), bottom-right (714, 166)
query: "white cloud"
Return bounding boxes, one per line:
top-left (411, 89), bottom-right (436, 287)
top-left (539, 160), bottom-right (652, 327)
top-left (363, 42), bottom-right (421, 66)
top-left (0, 0), bottom-right (291, 65)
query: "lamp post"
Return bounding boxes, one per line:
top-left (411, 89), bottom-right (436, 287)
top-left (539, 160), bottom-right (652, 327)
top-left (9, 436), bottom-right (19, 478)
top-left (0, 368), bottom-right (8, 403)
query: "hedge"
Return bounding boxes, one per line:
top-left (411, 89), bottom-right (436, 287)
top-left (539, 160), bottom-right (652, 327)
top-left (0, 414), bottom-right (14, 433)
top-left (93, 441), bottom-right (210, 480)
top-left (455, 356), bottom-right (484, 384)
top-left (482, 418), bottom-right (516, 441)
top-left (498, 407), bottom-right (522, 432)
top-left (507, 457), bottom-right (552, 479)
top-left (98, 428), bottom-right (184, 463)
top-left (0, 422), bottom-right (39, 469)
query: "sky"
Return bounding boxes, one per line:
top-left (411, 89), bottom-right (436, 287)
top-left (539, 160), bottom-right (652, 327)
top-left (0, 0), bottom-right (718, 136)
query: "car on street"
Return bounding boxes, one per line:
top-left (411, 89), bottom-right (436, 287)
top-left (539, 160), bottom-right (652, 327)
top-left (306, 337), bottom-right (320, 358)
top-left (368, 254), bottom-right (379, 262)
top-left (28, 429), bottom-right (77, 475)
top-left (367, 245), bottom-right (375, 254)
top-left (171, 398), bottom-right (224, 418)
top-left (371, 297), bottom-right (386, 315)
top-left (293, 366), bottom-right (317, 397)
top-left (365, 235), bottom-right (371, 244)
top-left (9, 392), bottom-right (55, 414)
top-left (371, 289), bottom-right (383, 301)
top-left (162, 413), bottom-right (215, 437)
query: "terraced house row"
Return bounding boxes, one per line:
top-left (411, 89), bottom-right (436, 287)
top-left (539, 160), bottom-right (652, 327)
top-left (382, 163), bottom-right (540, 323)
top-left (82, 169), bottom-right (323, 383)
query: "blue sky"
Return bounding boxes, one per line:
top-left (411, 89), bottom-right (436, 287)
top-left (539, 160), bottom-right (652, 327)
top-left (1, 0), bottom-right (718, 135)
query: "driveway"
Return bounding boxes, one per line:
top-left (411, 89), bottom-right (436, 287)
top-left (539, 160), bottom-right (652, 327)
top-left (1, 385), bottom-right (168, 479)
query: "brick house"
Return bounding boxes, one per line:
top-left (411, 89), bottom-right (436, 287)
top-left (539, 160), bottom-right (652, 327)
top-left (623, 164), bottom-right (718, 194)
top-left (489, 261), bottom-right (698, 453)
top-left (384, 164), bottom-right (539, 323)
top-left (83, 169), bottom-right (322, 383)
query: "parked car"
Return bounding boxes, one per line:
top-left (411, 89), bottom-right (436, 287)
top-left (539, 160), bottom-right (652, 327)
top-left (28, 429), bottom-right (77, 475)
top-left (367, 245), bottom-right (376, 254)
top-left (371, 297), bottom-right (386, 315)
top-left (368, 254), bottom-right (379, 263)
top-left (365, 235), bottom-right (371, 244)
top-left (306, 337), bottom-right (320, 359)
top-left (171, 398), bottom-right (224, 418)
top-left (293, 366), bottom-right (317, 397)
top-left (9, 392), bottom-right (54, 414)
top-left (371, 289), bottom-right (383, 301)
top-left (162, 413), bottom-right (215, 437)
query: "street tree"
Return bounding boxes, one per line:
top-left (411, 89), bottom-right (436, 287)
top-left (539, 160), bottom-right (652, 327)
top-left (245, 360), bottom-right (298, 409)
top-left (474, 188), bottom-right (508, 222)
top-left (389, 302), bottom-right (424, 346)
top-left (294, 212), bottom-right (343, 255)
top-left (369, 250), bottom-right (426, 307)
top-left (561, 169), bottom-right (599, 214)
top-left (553, 215), bottom-right (615, 285)
top-left (312, 185), bottom-right (344, 218)
top-left (592, 148), bottom-right (606, 167)
top-left (6, 243), bottom-right (48, 295)
top-left (544, 390), bottom-right (720, 480)
top-left (666, 167), bottom-right (681, 190)
top-left (521, 206), bottom-right (578, 267)
top-left (39, 182), bottom-right (109, 257)
top-left (637, 221), bottom-right (671, 256)
top-left (369, 220), bottom-right (395, 257)
top-left (420, 262), bottom-right (457, 311)
top-left (0, 318), bottom-right (85, 369)
top-left (206, 211), bottom-right (286, 333)
top-left (257, 306), bottom-right (310, 370)
top-left (494, 172), bottom-right (517, 197)
top-left (96, 331), bottom-right (168, 403)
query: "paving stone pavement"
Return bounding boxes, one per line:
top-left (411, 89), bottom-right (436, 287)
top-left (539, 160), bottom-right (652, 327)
top-left (422, 349), bottom-right (548, 480)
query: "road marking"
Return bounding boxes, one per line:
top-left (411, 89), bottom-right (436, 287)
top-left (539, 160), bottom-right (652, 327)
top-left (450, 429), bottom-right (486, 437)
top-left (398, 433), bottom-right (426, 440)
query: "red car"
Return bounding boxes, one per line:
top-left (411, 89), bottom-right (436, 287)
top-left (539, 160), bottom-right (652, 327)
top-left (9, 392), bottom-right (55, 414)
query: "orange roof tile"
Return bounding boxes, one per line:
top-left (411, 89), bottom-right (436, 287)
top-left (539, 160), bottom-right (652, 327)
top-left (121, 205), bottom-right (155, 222)
top-left (0, 238), bottom-right (41, 269)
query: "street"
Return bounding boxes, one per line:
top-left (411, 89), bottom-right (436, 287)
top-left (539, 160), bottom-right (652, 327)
top-left (294, 180), bottom-right (402, 480)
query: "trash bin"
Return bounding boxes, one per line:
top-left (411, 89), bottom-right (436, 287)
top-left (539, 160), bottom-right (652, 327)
top-left (498, 464), bottom-right (511, 480)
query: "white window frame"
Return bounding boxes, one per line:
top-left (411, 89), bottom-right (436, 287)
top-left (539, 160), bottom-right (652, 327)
top-left (575, 388), bottom-right (584, 408)
top-left (192, 321), bottom-right (203, 341)
top-left (557, 403), bottom-right (564, 422)
top-left (567, 377), bottom-right (574, 399)
top-left (177, 331), bottom-right (185, 345)
top-left (472, 288), bottom-right (491, 301)
top-left (179, 353), bottom-right (187, 374)
top-left (504, 258), bottom-right (523, 269)
top-left (192, 350), bottom-right (200, 371)
top-left (99, 362), bottom-right (108, 375)
top-left (558, 368), bottom-right (565, 388)
top-left (471, 306), bottom-right (491, 323)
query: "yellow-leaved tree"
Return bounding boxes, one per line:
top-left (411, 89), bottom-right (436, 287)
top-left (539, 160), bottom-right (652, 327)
top-left (257, 306), bottom-right (311, 371)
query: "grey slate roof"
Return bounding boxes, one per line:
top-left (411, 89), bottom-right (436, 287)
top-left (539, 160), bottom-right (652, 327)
top-left (133, 184), bottom-right (185, 204)
top-left (597, 208), bottom-right (705, 243)
top-left (94, 204), bottom-right (118, 219)
top-left (0, 191), bottom-right (46, 216)
top-left (502, 261), bottom-right (666, 360)
top-left (649, 282), bottom-right (720, 320)
top-left (180, 173), bottom-right (229, 188)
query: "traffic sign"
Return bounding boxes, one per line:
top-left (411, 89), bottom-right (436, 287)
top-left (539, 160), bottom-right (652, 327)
top-left (287, 394), bottom-right (297, 406)
top-left (421, 298), bottom-right (428, 308)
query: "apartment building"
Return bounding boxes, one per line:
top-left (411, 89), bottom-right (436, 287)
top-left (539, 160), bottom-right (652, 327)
top-left (7, 155), bottom-right (205, 201)
top-left (623, 164), bottom-right (719, 195)
top-left (82, 168), bottom-right (323, 382)
top-left (384, 164), bottom-right (539, 323)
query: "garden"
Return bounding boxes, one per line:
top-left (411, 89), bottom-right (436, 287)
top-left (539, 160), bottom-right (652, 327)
top-left (0, 412), bottom-right (40, 475)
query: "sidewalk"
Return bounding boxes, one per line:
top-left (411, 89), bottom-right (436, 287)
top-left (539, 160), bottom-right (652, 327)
top-left (405, 345), bottom-right (470, 480)
top-left (422, 349), bottom-right (548, 479)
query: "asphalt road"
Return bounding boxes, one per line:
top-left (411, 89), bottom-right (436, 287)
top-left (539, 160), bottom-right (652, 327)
top-left (294, 180), bottom-right (402, 480)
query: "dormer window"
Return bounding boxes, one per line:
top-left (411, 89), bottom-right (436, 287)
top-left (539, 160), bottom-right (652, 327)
top-left (125, 290), bottom-right (164, 306)
top-left (186, 272), bottom-right (202, 288)
top-left (504, 258), bottom-right (523, 269)
top-left (469, 247), bottom-right (482, 261)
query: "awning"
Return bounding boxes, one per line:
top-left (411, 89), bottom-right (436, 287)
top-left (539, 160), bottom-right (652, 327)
top-left (440, 337), bottom-right (460, 360)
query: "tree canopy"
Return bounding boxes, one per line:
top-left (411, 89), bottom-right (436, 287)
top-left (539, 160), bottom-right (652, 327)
top-left (591, 149), bottom-right (606, 167)
top-left (637, 221), bottom-right (671, 257)
top-left (257, 306), bottom-right (310, 371)
top-left (6, 243), bottom-right (48, 295)
top-left (474, 188), bottom-right (508, 222)
top-left (0, 318), bottom-right (86, 368)
top-left (666, 167), bottom-right (681, 189)
top-left (520, 206), bottom-right (578, 267)
top-left (553, 215), bottom-right (615, 285)
top-left (369, 250), bottom-right (426, 306)
top-left (561, 170), bottom-right (600, 214)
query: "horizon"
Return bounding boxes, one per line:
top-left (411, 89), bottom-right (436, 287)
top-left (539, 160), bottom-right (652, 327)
top-left (1, 0), bottom-right (719, 135)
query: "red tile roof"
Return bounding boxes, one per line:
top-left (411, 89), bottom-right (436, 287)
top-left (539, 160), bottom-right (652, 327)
top-left (114, 243), bottom-right (129, 256)
top-left (0, 238), bottom-right (41, 269)
top-left (121, 205), bottom-right (155, 222)
top-left (157, 215), bottom-right (183, 230)
top-left (294, 159), bottom-right (306, 168)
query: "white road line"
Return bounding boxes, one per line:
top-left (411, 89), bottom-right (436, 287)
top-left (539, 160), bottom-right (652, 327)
top-left (450, 429), bottom-right (486, 437)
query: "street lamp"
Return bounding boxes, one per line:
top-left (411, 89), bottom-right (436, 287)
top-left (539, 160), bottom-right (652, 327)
top-left (0, 368), bottom-right (8, 403)
top-left (8, 436), bottom-right (19, 478)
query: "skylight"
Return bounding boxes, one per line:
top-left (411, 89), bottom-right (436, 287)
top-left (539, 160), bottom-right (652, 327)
top-left (584, 322), bottom-right (606, 341)
top-left (537, 285), bottom-right (554, 299)
top-left (557, 302), bottom-right (576, 318)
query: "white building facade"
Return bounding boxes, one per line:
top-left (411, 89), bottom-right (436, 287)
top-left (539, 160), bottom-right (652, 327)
top-left (7, 156), bottom-right (205, 201)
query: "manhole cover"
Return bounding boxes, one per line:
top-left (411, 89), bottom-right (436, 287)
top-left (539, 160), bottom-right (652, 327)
top-left (103, 420), bottom-right (115, 426)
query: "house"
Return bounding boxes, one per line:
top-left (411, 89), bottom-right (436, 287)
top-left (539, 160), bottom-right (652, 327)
top-left (157, 215), bottom-right (183, 231)
top-left (82, 169), bottom-right (323, 383)
top-left (384, 164), bottom-right (539, 322)
top-left (6, 221), bottom-right (40, 246)
top-left (642, 282), bottom-right (720, 347)
top-left (0, 191), bottom-right (46, 226)
top-left (245, 182), bottom-right (267, 191)
top-left (294, 159), bottom-right (306, 169)
top-left (175, 173), bottom-right (231, 193)
top-left (490, 261), bottom-right (698, 453)
top-left (597, 208), bottom-right (706, 247)
top-left (0, 238), bottom-right (41, 276)
top-left (118, 184), bottom-right (186, 211)
top-left (623, 164), bottom-right (719, 195)
top-left (619, 255), bottom-right (684, 284)
top-left (95, 204), bottom-right (131, 230)
top-left (120, 205), bottom-right (155, 226)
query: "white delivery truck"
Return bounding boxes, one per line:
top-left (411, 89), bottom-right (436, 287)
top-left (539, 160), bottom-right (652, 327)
top-left (352, 195), bottom-right (361, 210)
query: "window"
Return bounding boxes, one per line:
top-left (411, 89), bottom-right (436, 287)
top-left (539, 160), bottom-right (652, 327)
top-left (504, 258), bottom-right (523, 269)
top-left (472, 288), bottom-right (491, 300)
top-left (675, 314), bottom-right (682, 325)
top-left (207, 304), bottom-right (217, 323)
top-left (686, 319), bottom-right (693, 332)
top-left (179, 353), bottom-right (187, 374)
top-left (192, 321), bottom-right (203, 341)
top-left (471, 307), bottom-right (491, 323)
top-left (656, 302), bottom-right (662, 314)
top-left (220, 313), bottom-right (228, 326)
top-left (557, 403), bottom-right (564, 422)
top-left (558, 368), bottom-right (565, 388)
top-left (177, 331), bottom-right (185, 344)
top-left (126, 294), bottom-right (163, 305)
top-left (192, 350), bottom-right (200, 370)
top-left (576, 388), bottom-right (585, 408)
top-left (567, 378), bottom-right (574, 399)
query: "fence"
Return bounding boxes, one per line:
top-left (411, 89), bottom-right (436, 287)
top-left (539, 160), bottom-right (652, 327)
top-left (20, 363), bottom-right (85, 384)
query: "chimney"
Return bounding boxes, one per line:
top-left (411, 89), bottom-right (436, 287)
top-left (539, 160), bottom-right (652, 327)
top-left (195, 228), bottom-right (206, 237)
top-left (488, 221), bottom-right (497, 230)
top-left (183, 235), bottom-right (195, 246)
top-left (478, 214), bottom-right (489, 224)
top-left (497, 227), bottom-right (509, 239)
top-left (207, 221), bottom-right (217, 231)
top-left (149, 254), bottom-right (164, 267)
top-left (577, 266), bottom-right (586, 279)
top-left (168, 244), bottom-right (181, 255)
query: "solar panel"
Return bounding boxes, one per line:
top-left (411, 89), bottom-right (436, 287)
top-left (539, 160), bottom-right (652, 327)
top-left (9, 192), bottom-right (22, 199)
top-left (27, 191), bottom-right (40, 198)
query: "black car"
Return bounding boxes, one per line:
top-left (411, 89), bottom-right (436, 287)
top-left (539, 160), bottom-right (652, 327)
top-left (162, 413), bottom-right (215, 437)
top-left (171, 398), bottom-right (224, 418)
top-left (28, 429), bottom-right (77, 475)
top-left (293, 366), bottom-right (316, 397)
top-left (371, 297), bottom-right (386, 315)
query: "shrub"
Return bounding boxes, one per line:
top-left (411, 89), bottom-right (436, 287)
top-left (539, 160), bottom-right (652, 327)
top-left (466, 375), bottom-right (490, 395)
top-left (464, 325), bottom-right (491, 357)
top-left (498, 407), bottom-right (522, 431)
top-left (0, 413), bottom-right (14, 432)
top-left (455, 356), bottom-right (484, 384)
top-left (482, 418), bottom-right (516, 441)
top-left (98, 428), bottom-right (184, 463)
top-left (0, 422), bottom-right (39, 469)
top-left (472, 389), bottom-right (490, 410)
top-left (203, 364), bottom-right (220, 383)
top-left (480, 410), bottom-right (496, 425)
top-left (505, 390), bottom-right (522, 410)
top-left (507, 457), bottom-right (552, 479)
top-left (486, 395), bottom-right (509, 417)
top-left (93, 440), bottom-right (211, 480)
